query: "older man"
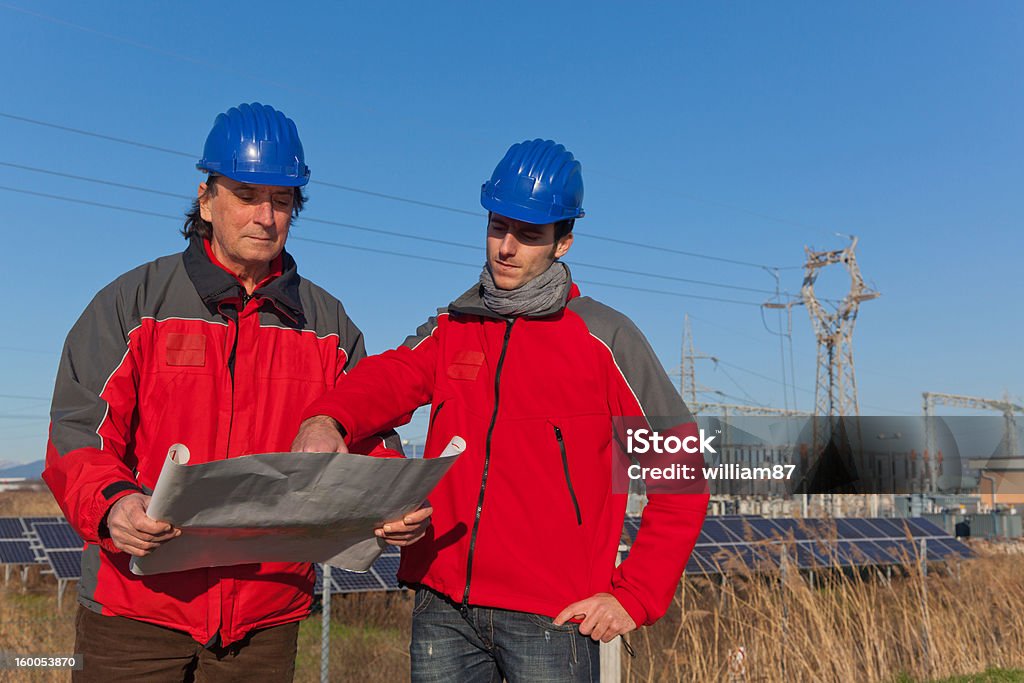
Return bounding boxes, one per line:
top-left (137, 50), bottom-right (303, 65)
top-left (293, 139), bottom-right (709, 682)
top-left (43, 102), bottom-right (429, 682)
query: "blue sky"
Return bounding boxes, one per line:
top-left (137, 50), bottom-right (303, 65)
top-left (0, 2), bottom-right (1021, 464)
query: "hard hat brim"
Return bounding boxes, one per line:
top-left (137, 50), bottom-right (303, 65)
top-left (198, 165), bottom-right (309, 188)
top-left (481, 192), bottom-right (583, 225)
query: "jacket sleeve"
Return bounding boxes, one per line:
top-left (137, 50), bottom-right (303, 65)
top-left (589, 308), bottom-right (710, 627)
top-left (43, 280), bottom-right (145, 552)
top-left (309, 310), bottom-right (446, 448)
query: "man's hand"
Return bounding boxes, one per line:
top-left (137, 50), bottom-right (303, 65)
top-left (106, 493), bottom-right (180, 557)
top-left (292, 415), bottom-right (349, 454)
top-left (553, 593), bottom-right (637, 642)
top-left (374, 506), bottom-right (433, 547)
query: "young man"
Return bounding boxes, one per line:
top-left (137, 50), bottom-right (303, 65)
top-left (43, 102), bottom-right (429, 682)
top-left (293, 139), bottom-right (709, 682)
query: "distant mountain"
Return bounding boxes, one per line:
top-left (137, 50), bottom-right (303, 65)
top-left (0, 460), bottom-right (44, 479)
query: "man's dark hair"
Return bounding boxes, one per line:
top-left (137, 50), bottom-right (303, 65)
top-left (181, 176), bottom-right (308, 241)
top-left (554, 219), bottom-right (575, 243)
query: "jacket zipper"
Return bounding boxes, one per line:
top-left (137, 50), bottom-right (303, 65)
top-left (461, 319), bottom-right (514, 612)
top-left (222, 297), bottom-right (244, 458)
top-left (553, 425), bottom-right (582, 526)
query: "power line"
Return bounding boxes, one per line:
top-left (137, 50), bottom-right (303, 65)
top-left (0, 112), bottom-right (193, 159)
top-left (0, 161), bottom-right (188, 199)
top-left (0, 4), bottom-right (843, 246)
top-left (0, 184), bottom-right (766, 307)
top-left (2, 162), bottom-right (794, 296)
top-left (312, 179), bottom-right (482, 218)
top-left (712, 357), bottom-right (902, 414)
top-left (575, 233), bottom-right (792, 270)
top-left (0, 111), bottom-right (803, 272)
top-left (567, 258), bottom-right (781, 295)
top-left (0, 184), bottom-right (179, 221)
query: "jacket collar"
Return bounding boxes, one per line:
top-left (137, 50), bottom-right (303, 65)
top-left (182, 237), bottom-right (304, 322)
top-left (448, 266), bottom-right (580, 320)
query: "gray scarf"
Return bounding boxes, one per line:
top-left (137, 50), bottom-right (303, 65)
top-left (479, 261), bottom-right (570, 317)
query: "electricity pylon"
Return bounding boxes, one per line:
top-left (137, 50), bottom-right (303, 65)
top-left (801, 236), bottom-right (879, 418)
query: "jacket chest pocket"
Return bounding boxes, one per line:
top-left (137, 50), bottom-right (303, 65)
top-left (165, 333), bottom-right (207, 367)
top-left (447, 350), bottom-right (484, 381)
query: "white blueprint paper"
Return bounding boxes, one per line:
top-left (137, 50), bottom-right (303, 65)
top-left (130, 437), bottom-right (463, 576)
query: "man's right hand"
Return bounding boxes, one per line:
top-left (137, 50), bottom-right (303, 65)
top-left (291, 415), bottom-right (350, 454)
top-left (106, 493), bottom-right (180, 557)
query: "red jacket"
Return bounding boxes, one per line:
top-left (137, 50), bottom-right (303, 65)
top-left (304, 277), bottom-right (709, 626)
top-left (44, 238), bottom-right (399, 645)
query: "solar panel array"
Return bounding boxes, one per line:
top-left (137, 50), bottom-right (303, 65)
top-left (0, 517), bottom-right (81, 577)
top-left (0, 514), bottom-right (973, 592)
top-left (621, 515), bottom-right (972, 575)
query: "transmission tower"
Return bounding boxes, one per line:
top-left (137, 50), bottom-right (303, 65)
top-left (766, 237), bottom-right (879, 516)
top-left (801, 237), bottom-right (879, 417)
top-left (681, 315), bottom-right (806, 417)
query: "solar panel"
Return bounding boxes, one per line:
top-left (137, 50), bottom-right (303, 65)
top-left (791, 541), bottom-right (831, 569)
top-left (701, 519), bottom-right (744, 544)
top-left (905, 518), bottom-right (947, 538)
top-left (313, 563), bottom-right (325, 594)
top-left (769, 518), bottom-right (813, 541)
top-left (0, 540), bottom-right (36, 564)
top-left (678, 516), bottom-right (972, 576)
top-left (863, 518), bottom-right (907, 538)
top-left (372, 554), bottom-right (401, 589)
top-left (331, 567), bottom-right (385, 592)
top-left (926, 538), bottom-right (972, 560)
top-left (835, 518), bottom-right (874, 539)
top-left (34, 523), bottom-right (82, 550)
top-left (747, 519), bottom-right (784, 540)
top-left (867, 539), bottom-right (913, 564)
top-left (23, 516), bottom-right (62, 526)
top-left (0, 518), bottom-right (26, 539)
top-left (622, 516), bottom-right (642, 540)
top-left (46, 550), bottom-right (83, 579)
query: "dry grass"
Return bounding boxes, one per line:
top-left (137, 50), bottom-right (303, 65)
top-left (2, 490), bottom-right (1022, 682)
top-left (0, 490), bottom-right (62, 518)
top-left (627, 543), bottom-right (1024, 683)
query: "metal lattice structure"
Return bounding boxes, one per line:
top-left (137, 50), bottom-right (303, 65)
top-left (923, 391), bottom-right (1023, 460)
top-left (681, 315), bottom-right (806, 418)
top-left (801, 237), bottom-right (879, 418)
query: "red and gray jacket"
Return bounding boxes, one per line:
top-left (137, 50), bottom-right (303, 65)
top-left (44, 237), bottom-right (400, 646)
top-left (304, 276), bottom-right (710, 627)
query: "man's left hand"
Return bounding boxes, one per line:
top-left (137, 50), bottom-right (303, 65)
top-left (374, 506), bottom-right (433, 547)
top-left (553, 593), bottom-right (637, 642)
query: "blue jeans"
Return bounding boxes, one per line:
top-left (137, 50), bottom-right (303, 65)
top-left (410, 587), bottom-right (600, 683)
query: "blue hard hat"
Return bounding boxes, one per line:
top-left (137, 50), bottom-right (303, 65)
top-left (197, 102), bottom-right (310, 187)
top-left (481, 139), bottom-right (584, 225)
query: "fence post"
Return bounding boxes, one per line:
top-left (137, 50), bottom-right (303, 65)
top-left (600, 547), bottom-right (625, 683)
top-left (321, 564), bottom-right (331, 683)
